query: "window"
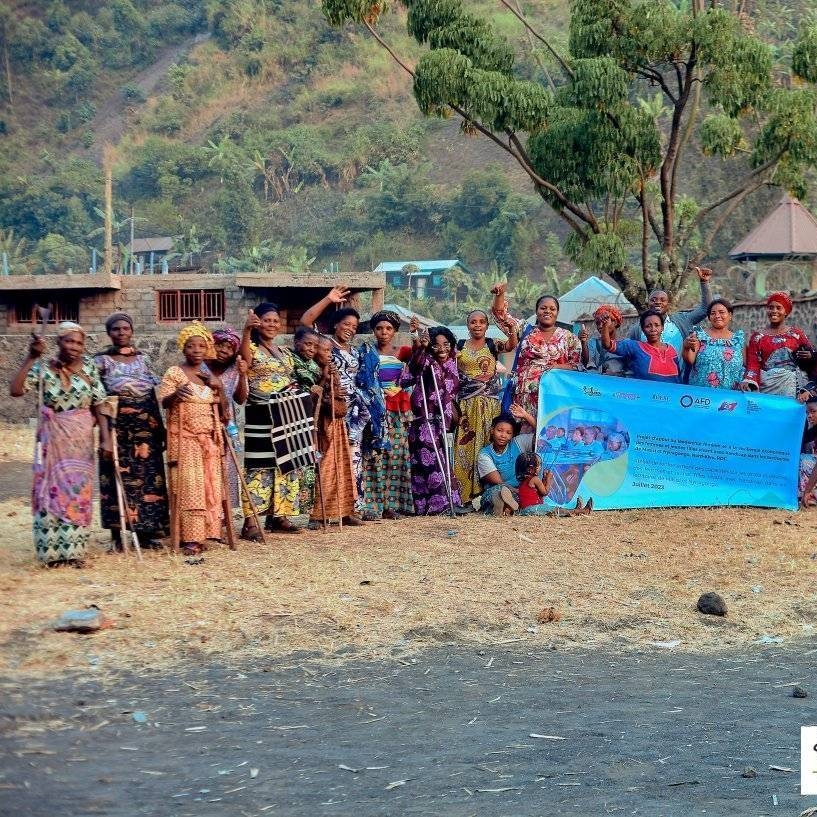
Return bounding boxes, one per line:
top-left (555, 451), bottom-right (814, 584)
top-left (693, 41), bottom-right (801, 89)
top-left (392, 274), bottom-right (403, 286)
top-left (431, 273), bottom-right (443, 287)
top-left (12, 296), bottom-right (80, 325)
top-left (158, 289), bottom-right (225, 322)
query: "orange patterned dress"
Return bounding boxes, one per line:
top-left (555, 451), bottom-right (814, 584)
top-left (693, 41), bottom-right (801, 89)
top-left (158, 366), bottom-right (224, 544)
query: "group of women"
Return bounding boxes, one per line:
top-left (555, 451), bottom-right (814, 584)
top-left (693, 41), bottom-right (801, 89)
top-left (11, 275), bottom-right (817, 567)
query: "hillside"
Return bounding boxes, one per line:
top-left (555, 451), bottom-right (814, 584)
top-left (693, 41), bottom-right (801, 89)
top-left (0, 0), bottom-right (815, 317)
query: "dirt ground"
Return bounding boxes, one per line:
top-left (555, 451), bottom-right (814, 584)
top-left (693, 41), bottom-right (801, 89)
top-left (1, 645), bottom-right (816, 816)
top-left (1, 422), bottom-right (817, 815)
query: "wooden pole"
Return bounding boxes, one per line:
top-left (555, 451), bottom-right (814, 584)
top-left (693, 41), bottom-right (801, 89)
top-left (221, 425), bottom-right (265, 545)
top-left (103, 145), bottom-right (114, 276)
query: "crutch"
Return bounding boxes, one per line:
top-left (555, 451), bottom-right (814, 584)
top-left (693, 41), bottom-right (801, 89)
top-left (419, 367), bottom-right (456, 516)
top-left (109, 404), bottom-right (142, 561)
top-left (221, 424), bottom-right (267, 545)
top-left (330, 368), bottom-right (344, 529)
top-left (311, 385), bottom-right (328, 531)
top-left (214, 405), bottom-right (237, 550)
top-left (168, 402), bottom-right (183, 552)
top-left (430, 364), bottom-right (457, 516)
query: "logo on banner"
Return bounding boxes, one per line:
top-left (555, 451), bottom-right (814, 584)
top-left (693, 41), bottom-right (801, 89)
top-left (680, 395), bottom-right (711, 408)
top-left (718, 401), bottom-right (738, 412)
top-left (582, 386), bottom-right (602, 397)
top-left (802, 726), bottom-right (817, 794)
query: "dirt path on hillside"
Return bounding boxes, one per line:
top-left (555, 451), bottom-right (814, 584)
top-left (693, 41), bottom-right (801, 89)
top-left (87, 33), bottom-right (211, 162)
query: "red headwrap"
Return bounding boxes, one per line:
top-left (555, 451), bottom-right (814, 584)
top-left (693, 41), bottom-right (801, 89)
top-left (766, 291), bottom-right (793, 315)
top-left (593, 305), bottom-right (623, 327)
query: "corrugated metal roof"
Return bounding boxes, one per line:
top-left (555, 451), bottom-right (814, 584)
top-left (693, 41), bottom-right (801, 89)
top-left (729, 195), bottom-right (817, 260)
top-left (130, 237), bottom-right (175, 253)
top-left (374, 259), bottom-right (471, 274)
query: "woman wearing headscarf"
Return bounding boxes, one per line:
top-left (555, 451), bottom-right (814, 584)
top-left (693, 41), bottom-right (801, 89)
top-left (239, 303), bottom-right (312, 538)
top-left (209, 328), bottom-right (249, 509)
top-left (158, 322), bottom-right (228, 555)
top-left (300, 287), bottom-right (384, 520)
top-left (453, 308), bottom-right (515, 507)
top-left (741, 292), bottom-right (815, 398)
top-left (491, 283), bottom-right (580, 432)
top-left (10, 322), bottom-right (110, 566)
top-left (579, 305), bottom-right (627, 377)
top-left (362, 309), bottom-right (413, 519)
top-left (94, 312), bottom-right (169, 550)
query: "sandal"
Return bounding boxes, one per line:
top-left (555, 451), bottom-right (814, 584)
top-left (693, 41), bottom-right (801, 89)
top-left (382, 509), bottom-right (401, 520)
top-left (240, 522), bottom-right (264, 543)
top-left (271, 517), bottom-right (302, 534)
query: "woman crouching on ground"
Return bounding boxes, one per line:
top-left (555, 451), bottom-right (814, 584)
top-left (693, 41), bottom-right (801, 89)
top-left (158, 322), bottom-right (228, 556)
top-left (10, 322), bottom-right (110, 567)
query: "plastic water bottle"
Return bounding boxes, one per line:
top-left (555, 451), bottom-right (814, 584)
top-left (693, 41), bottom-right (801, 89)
top-left (226, 421), bottom-right (241, 452)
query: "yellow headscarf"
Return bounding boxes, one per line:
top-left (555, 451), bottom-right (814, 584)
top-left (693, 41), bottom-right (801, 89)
top-left (177, 321), bottom-right (216, 359)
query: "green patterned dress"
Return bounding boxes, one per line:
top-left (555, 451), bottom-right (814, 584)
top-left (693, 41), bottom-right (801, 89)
top-left (25, 359), bottom-right (107, 564)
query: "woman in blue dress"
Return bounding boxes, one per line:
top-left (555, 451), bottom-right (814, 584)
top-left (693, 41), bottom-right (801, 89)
top-left (681, 298), bottom-right (745, 389)
top-left (600, 309), bottom-right (681, 384)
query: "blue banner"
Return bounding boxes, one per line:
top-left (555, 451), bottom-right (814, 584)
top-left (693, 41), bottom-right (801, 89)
top-left (535, 370), bottom-right (803, 511)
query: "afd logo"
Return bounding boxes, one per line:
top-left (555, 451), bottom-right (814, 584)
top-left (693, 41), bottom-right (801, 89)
top-left (582, 386), bottom-right (602, 397)
top-left (679, 395), bottom-right (711, 408)
top-left (718, 401), bottom-right (738, 412)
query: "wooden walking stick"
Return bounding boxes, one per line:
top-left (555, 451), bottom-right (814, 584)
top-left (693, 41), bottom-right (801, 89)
top-left (110, 411), bottom-right (143, 561)
top-left (168, 401), bottom-right (183, 552)
top-left (329, 366), bottom-right (343, 530)
top-left (212, 404), bottom-right (237, 550)
top-left (221, 424), bottom-right (267, 545)
top-left (312, 385), bottom-right (328, 531)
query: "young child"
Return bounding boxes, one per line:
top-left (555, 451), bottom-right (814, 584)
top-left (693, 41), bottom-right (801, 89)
top-left (799, 398), bottom-right (817, 507)
top-left (515, 451), bottom-right (552, 511)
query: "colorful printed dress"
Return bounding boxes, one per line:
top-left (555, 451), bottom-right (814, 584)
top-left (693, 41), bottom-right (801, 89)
top-left (158, 367), bottom-right (224, 544)
top-left (94, 352), bottom-right (169, 538)
top-left (363, 346), bottom-right (414, 517)
top-left (400, 349), bottom-right (462, 515)
top-left (608, 339), bottom-right (681, 383)
top-left (493, 310), bottom-right (581, 431)
top-left (744, 326), bottom-right (812, 397)
top-left (686, 329), bottom-right (745, 389)
top-left (311, 365), bottom-right (357, 521)
top-left (242, 344), bottom-right (303, 519)
top-left (331, 341), bottom-right (370, 512)
top-left (25, 359), bottom-right (107, 564)
top-left (454, 341), bottom-right (503, 504)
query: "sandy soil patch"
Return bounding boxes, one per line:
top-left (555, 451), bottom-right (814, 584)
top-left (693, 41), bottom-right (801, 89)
top-left (0, 422), bottom-right (815, 680)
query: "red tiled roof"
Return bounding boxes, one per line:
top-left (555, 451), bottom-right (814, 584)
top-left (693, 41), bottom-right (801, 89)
top-left (729, 195), bottom-right (817, 260)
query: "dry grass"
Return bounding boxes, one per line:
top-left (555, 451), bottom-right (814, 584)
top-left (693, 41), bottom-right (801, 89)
top-left (0, 423), bottom-right (816, 682)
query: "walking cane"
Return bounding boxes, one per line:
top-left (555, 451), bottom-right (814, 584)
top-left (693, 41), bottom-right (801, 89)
top-left (311, 385), bottom-right (328, 531)
top-left (330, 367), bottom-right (344, 530)
top-left (110, 412), bottom-right (143, 561)
top-left (214, 406), bottom-right (237, 551)
top-left (168, 402), bottom-right (183, 552)
top-left (221, 424), bottom-right (267, 545)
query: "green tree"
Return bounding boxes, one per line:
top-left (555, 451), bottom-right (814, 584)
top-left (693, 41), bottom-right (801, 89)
top-left (322, 0), bottom-right (817, 308)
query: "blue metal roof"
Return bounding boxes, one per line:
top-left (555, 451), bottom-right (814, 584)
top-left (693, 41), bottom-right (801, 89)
top-left (374, 260), bottom-right (469, 275)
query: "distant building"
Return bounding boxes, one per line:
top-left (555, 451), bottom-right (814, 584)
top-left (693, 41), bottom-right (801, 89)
top-left (374, 259), bottom-right (471, 302)
top-left (0, 270), bottom-right (385, 337)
